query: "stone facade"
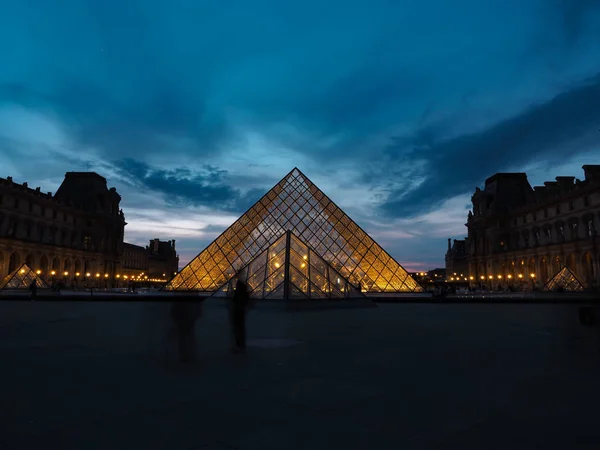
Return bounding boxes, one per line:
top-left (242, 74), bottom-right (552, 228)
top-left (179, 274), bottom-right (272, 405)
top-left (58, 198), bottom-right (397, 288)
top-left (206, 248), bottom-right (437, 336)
top-left (445, 238), bottom-right (469, 282)
top-left (464, 165), bottom-right (600, 290)
top-left (0, 172), bottom-right (125, 287)
top-left (122, 243), bottom-right (148, 279)
top-left (121, 239), bottom-right (179, 282)
top-left (147, 239), bottom-right (179, 280)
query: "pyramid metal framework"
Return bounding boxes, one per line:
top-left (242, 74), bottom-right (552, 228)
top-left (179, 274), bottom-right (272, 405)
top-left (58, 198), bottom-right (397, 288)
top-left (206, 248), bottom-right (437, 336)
top-left (163, 168), bottom-right (423, 295)
top-left (213, 231), bottom-right (364, 300)
top-left (0, 264), bottom-right (51, 290)
top-left (542, 266), bottom-right (586, 292)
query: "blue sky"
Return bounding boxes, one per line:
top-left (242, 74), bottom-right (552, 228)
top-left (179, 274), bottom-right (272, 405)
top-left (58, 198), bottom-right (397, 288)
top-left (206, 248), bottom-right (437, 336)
top-left (1, 0), bottom-right (599, 271)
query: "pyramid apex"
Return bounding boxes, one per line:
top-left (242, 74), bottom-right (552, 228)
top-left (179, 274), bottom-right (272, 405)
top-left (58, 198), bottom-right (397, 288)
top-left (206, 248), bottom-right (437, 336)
top-left (163, 163), bottom-right (422, 294)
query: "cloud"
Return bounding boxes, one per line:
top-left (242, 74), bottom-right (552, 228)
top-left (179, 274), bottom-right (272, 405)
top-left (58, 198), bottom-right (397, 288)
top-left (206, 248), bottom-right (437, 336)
top-left (379, 73), bottom-right (600, 217)
top-left (111, 159), bottom-right (265, 212)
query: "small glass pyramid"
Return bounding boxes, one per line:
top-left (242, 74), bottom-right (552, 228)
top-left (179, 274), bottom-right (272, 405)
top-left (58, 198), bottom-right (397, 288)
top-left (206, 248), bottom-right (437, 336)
top-left (163, 167), bottom-right (422, 293)
top-left (212, 231), bottom-right (364, 300)
top-left (542, 266), bottom-right (585, 292)
top-left (0, 264), bottom-right (51, 290)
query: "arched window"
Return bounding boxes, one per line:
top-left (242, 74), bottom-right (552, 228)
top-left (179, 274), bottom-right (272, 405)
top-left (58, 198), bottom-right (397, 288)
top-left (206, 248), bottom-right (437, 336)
top-left (8, 252), bottom-right (21, 273)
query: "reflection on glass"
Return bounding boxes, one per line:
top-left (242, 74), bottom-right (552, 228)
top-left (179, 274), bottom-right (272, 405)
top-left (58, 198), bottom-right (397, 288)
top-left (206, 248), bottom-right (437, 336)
top-left (0, 263), bottom-right (50, 289)
top-left (164, 168), bottom-right (422, 293)
top-left (542, 266), bottom-right (585, 292)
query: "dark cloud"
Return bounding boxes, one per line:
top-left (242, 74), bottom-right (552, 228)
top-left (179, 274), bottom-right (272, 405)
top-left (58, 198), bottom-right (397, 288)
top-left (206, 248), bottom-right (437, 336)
top-left (0, 80), bottom-right (228, 158)
top-left (114, 159), bottom-right (262, 212)
top-left (380, 72), bottom-right (600, 217)
top-left (559, 0), bottom-right (600, 44)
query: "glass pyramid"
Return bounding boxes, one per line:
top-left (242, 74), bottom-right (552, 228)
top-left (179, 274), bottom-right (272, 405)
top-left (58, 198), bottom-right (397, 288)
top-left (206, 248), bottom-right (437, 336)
top-left (542, 266), bottom-right (585, 292)
top-left (163, 167), bottom-right (423, 293)
top-left (212, 231), bottom-right (364, 300)
top-left (0, 264), bottom-right (50, 290)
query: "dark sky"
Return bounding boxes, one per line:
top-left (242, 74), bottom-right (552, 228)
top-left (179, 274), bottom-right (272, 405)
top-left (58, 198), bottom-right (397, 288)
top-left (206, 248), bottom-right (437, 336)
top-left (1, 0), bottom-right (599, 270)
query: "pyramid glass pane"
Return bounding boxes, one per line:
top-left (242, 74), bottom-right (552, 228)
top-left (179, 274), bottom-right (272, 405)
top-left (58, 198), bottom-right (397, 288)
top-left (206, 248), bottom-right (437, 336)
top-left (289, 266), bottom-right (309, 295)
top-left (542, 267), bottom-right (585, 292)
top-left (289, 283), bottom-right (308, 299)
top-left (210, 231), bottom-right (365, 300)
top-left (0, 264), bottom-right (50, 290)
top-left (164, 168), bottom-right (422, 293)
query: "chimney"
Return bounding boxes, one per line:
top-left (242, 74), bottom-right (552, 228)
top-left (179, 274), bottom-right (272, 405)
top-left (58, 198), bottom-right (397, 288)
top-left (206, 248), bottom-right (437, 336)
top-left (447, 238), bottom-right (451, 252)
top-left (171, 239), bottom-right (176, 251)
top-left (583, 165), bottom-right (600, 182)
top-left (153, 238), bottom-right (159, 253)
top-left (555, 176), bottom-right (575, 189)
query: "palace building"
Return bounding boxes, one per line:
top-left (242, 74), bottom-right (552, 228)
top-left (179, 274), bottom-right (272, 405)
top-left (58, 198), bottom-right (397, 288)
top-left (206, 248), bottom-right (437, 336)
top-left (164, 168), bottom-right (422, 298)
top-left (459, 165), bottom-right (600, 290)
top-left (0, 172), bottom-right (181, 288)
top-left (0, 172), bottom-right (126, 286)
top-left (122, 239), bottom-right (179, 283)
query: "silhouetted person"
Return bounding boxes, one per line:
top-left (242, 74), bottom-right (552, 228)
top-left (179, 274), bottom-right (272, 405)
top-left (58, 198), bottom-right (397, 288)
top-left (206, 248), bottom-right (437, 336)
top-left (170, 300), bottom-right (202, 363)
top-left (230, 279), bottom-right (250, 353)
top-left (29, 280), bottom-right (37, 300)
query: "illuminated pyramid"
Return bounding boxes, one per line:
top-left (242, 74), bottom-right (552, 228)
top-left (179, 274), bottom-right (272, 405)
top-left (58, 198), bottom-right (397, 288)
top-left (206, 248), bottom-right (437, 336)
top-left (163, 168), bottom-right (422, 295)
top-left (213, 230), bottom-right (364, 300)
top-left (542, 266), bottom-right (585, 292)
top-left (0, 264), bottom-right (50, 290)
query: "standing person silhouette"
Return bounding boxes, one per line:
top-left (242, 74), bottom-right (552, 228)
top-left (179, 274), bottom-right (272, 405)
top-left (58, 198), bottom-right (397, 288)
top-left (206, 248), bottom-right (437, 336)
top-left (230, 276), bottom-right (250, 353)
top-left (29, 280), bottom-right (37, 300)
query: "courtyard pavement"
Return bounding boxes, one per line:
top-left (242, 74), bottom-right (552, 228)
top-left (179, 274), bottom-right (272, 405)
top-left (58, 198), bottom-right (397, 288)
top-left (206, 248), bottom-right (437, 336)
top-left (1, 300), bottom-right (600, 449)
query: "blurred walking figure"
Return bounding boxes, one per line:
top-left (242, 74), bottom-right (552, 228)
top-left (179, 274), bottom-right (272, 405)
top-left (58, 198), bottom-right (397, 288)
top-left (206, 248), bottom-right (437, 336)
top-left (139, 300), bottom-right (173, 361)
top-left (170, 300), bottom-right (203, 363)
top-left (230, 276), bottom-right (250, 353)
top-left (29, 280), bottom-right (37, 300)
